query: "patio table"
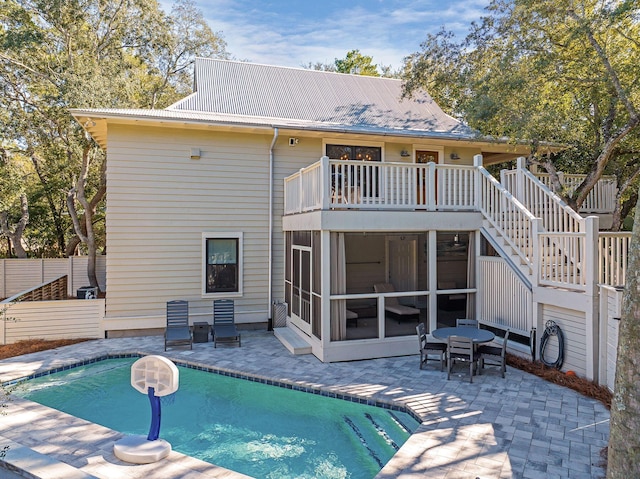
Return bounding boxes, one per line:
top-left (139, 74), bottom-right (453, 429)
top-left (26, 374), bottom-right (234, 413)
top-left (432, 326), bottom-right (495, 344)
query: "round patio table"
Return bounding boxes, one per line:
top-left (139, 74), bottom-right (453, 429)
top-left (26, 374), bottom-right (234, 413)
top-left (432, 326), bottom-right (495, 344)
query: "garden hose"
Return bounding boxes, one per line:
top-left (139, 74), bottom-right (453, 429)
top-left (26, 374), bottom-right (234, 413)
top-left (540, 320), bottom-right (565, 369)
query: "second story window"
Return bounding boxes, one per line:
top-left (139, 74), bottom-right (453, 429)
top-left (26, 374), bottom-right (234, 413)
top-left (326, 145), bottom-right (381, 162)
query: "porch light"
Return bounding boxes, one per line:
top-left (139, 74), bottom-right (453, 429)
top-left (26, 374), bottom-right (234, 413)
top-left (454, 234), bottom-right (460, 245)
top-left (450, 153), bottom-right (460, 160)
top-left (400, 150), bottom-right (411, 157)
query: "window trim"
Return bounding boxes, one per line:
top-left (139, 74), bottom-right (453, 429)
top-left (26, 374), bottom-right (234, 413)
top-left (202, 232), bottom-right (243, 298)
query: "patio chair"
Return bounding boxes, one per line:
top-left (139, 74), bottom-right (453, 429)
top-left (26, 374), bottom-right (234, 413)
top-left (416, 323), bottom-right (447, 371)
top-left (447, 335), bottom-right (476, 383)
top-left (213, 299), bottom-right (241, 348)
top-left (478, 330), bottom-right (510, 378)
top-left (456, 318), bottom-right (479, 328)
top-left (165, 300), bottom-right (193, 351)
top-left (374, 283), bottom-right (420, 322)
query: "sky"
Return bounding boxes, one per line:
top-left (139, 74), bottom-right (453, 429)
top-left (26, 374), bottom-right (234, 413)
top-left (187, 0), bottom-right (491, 71)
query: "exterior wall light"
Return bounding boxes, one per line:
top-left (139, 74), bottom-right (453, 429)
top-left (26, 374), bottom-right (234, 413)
top-left (450, 153), bottom-right (460, 160)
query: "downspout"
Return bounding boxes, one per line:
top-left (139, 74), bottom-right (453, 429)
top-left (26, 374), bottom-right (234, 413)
top-left (267, 127), bottom-right (278, 331)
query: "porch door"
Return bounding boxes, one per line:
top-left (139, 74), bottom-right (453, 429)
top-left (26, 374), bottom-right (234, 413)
top-left (416, 150), bottom-right (438, 206)
top-left (291, 245), bottom-right (313, 335)
top-left (387, 236), bottom-right (417, 293)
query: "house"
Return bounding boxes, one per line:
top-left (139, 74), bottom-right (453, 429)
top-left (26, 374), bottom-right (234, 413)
top-left (71, 58), bottom-right (626, 381)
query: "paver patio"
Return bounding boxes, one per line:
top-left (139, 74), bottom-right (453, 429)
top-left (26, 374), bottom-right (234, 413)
top-left (0, 331), bottom-right (609, 478)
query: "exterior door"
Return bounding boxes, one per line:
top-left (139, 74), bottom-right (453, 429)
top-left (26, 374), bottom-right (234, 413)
top-left (416, 150), bottom-right (438, 206)
top-left (387, 236), bottom-right (417, 293)
top-left (290, 246), bottom-right (313, 334)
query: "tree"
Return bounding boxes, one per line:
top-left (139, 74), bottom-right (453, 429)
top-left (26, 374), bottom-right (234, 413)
top-left (334, 50), bottom-right (380, 76)
top-left (607, 190), bottom-right (640, 477)
top-left (0, 0), bottom-right (227, 286)
top-left (0, 145), bottom-right (31, 257)
top-left (402, 0), bottom-right (640, 223)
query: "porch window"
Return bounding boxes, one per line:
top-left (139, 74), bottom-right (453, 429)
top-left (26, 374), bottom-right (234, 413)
top-left (203, 233), bottom-right (242, 295)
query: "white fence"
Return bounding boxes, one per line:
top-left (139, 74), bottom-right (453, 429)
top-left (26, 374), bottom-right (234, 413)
top-left (599, 285), bottom-right (623, 391)
top-left (0, 256), bottom-right (106, 299)
top-left (0, 298), bottom-right (105, 345)
top-left (477, 257), bottom-right (533, 337)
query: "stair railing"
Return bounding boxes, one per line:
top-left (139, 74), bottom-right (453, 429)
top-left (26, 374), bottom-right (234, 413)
top-left (475, 155), bottom-right (539, 278)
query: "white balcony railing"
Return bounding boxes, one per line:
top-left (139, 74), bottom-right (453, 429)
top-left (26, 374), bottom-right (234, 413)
top-left (284, 157), bottom-right (477, 214)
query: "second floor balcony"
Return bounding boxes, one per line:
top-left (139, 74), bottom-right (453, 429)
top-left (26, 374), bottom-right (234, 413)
top-left (284, 156), bottom-right (617, 216)
top-left (284, 157), bottom-right (479, 215)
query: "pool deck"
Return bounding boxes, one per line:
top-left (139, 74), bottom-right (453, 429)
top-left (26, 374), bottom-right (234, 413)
top-left (0, 331), bottom-right (609, 479)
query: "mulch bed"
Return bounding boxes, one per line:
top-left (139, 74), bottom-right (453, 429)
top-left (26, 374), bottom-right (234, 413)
top-left (507, 353), bottom-right (613, 409)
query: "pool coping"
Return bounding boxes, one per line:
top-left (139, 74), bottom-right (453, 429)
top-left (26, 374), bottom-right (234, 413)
top-left (0, 346), bottom-right (421, 479)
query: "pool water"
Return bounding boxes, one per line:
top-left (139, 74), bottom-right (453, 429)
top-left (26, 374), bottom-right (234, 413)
top-left (14, 358), bottom-right (419, 479)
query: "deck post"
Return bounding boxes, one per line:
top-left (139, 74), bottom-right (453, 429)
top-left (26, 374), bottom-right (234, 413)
top-left (584, 215), bottom-right (600, 381)
top-left (426, 162), bottom-right (436, 210)
top-left (320, 156), bottom-right (330, 210)
top-left (473, 155), bottom-right (483, 211)
top-left (532, 218), bottom-right (541, 288)
top-left (516, 157), bottom-right (526, 202)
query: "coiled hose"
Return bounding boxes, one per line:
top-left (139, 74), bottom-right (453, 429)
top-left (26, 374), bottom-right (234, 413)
top-left (540, 320), bottom-right (565, 369)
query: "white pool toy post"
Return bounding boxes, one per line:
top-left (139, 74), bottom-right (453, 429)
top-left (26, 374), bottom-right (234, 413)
top-left (113, 355), bottom-right (179, 464)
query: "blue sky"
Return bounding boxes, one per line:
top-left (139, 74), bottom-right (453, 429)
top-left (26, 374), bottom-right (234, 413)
top-left (189, 0), bottom-right (491, 70)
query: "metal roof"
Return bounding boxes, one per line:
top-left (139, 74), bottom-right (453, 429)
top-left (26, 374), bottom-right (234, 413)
top-left (167, 58), bottom-right (475, 137)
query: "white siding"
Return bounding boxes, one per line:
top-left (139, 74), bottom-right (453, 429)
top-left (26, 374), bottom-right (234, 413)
top-left (105, 125), bottom-right (321, 328)
top-left (540, 304), bottom-right (587, 376)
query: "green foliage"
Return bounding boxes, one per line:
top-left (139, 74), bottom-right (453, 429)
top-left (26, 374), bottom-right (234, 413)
top-left (403, 0), bottom-right (640, 218)
top-left (334, 50), bottom-right (381, 76)
top-left (0, 0), bottom-right (228, 257)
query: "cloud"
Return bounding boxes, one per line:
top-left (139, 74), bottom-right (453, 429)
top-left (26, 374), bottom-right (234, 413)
top-left (194, 0), bottom-right (489, 69)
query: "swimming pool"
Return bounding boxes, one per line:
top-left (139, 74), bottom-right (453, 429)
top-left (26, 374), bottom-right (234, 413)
top-left (13, 357), bottom-right (419, 479)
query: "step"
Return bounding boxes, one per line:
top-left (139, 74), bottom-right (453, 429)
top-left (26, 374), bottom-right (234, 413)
top-left (273, 327), bottom-right (312, 355)
top-left (0, 436), bottom-right (98, 479)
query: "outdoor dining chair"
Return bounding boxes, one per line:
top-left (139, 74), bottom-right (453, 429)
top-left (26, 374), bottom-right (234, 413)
top-left (416, 323), bottom-right (447, 371)
top-left (447, 335), bottom-right (476, 383)
top-left (478, 329), bottom-right (510, 378)
top-left (456, 318), bottom-right (479, 328)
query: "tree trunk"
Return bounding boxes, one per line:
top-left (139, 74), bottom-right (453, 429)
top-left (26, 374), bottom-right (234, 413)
top-left (0, 194), bottom-right (29, 258)
top-left (67, 145), bottom-right (106, 291)
top-left (607, 192), bottom-right (640, 478)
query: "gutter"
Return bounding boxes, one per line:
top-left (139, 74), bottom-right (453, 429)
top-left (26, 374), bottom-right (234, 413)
top-left (267, 127), bottom-right (278, 330)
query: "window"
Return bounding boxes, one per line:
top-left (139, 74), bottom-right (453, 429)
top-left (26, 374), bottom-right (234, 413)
top-left (202, 233), bottom-right (242, 296)
top-left (326, 144), bottom-right (381, 162)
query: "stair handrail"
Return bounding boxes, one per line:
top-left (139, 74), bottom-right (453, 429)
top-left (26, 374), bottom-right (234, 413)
top-left (476, 156), bottom-right (538, 274)
top-left (504, 158), bottom-right (585, 233)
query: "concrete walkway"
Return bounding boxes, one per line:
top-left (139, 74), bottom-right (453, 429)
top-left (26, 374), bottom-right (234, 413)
top-left (0, 331), bottom-right (609, 479)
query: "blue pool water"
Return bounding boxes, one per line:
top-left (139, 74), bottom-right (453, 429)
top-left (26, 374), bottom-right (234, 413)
top-left (14, 358), bottom-right (419, 479)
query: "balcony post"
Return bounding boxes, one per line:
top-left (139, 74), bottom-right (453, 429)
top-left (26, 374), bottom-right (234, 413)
top-left (531, 218), bottom-right (541, 287)
top-left (473, 155), bottom-right (483, 211)
top-left (320, 156), bottom-right (330, 210)
top-left (427, 162), bottom-right (436, 210)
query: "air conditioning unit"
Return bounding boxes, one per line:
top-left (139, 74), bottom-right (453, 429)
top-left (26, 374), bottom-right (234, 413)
top-left (272, 301), bottom-right (288, 328)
